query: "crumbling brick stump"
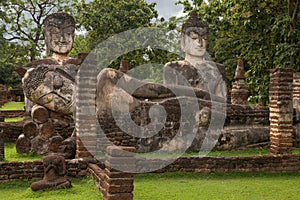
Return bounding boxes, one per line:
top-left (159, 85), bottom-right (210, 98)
top-left (269, 68), bottom-right (294, 155)
top-left (103, 146), bottom-right (135, 200)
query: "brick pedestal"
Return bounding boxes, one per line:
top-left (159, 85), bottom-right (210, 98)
top-left (269, 68), bottom-right (294, 155)
top-left (103, 146), bottom-right (135, 200)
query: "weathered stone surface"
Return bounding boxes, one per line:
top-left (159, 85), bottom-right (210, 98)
top-left (48, 135), bottom-right (64, 153)
top-left (23, 121), bottom-right (39, 139)
top-left (16, 134), bottom-right (31, 154)
top-left (31, 105), bottom-right (49, 123)
top-left (58, 134), bottom-right (76, 159)
top-left (40, 121), bottom-right (55, 139)
top-left (31, 136), bottom-right (48, 155)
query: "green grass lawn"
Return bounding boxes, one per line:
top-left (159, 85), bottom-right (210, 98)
top-left (0, 101), bottom-right (24, 122)
top-left (0, 172), bottom-right (299, 200)
top-left (0, 177), bottom-right (101, 200)
top-left (0, 101), bottom-right (24, 110)
top-left (134, 172), bottom-right (300, 200)
top-left (3, 142), bottom-right (300, 162)
top-left (4, 143), bottom-right (42, 162)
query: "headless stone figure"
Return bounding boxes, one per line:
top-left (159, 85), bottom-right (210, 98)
top-left (31, 154), bottom-right (71, 191)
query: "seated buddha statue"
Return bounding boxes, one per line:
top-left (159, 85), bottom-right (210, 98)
top-left (164, 10), bottom-right (226, 99)
top-left (21, 13), bottom-right (82, 115)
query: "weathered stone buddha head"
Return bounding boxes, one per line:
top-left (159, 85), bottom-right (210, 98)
top-left (43, 13), bottom-right (75, 56)
top-left (181, 10), bottom-right (209, 57)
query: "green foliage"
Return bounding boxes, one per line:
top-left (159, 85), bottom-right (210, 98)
top-left (1, 0), bottom-right (78, 61)
top-left (75, 0), bottom-right (158, 50)
top-left (74, 0), bottom-right (182, 72)
top-left (177, 0), bottom-right (300, 105)
top-left (0, 35), bottom-right (27, 87)
top-left (0, 0), bottom-right (79, 87)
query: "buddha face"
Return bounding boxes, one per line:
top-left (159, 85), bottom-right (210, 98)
top-left (44, 19), bottom-right (75, 55)
top-left (182, 28), bottom-right (208, 57)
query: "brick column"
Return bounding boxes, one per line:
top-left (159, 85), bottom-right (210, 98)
top-left (75, 54), bottom-right (97, 158)
top-left (103, 146), bottom-right (135, 200)
top-left (293, 73), bottom-right (300, 146)
top-left (269, 68), bottom-right (294, 155)
top-left (0, 138), bottom-right (4, 161)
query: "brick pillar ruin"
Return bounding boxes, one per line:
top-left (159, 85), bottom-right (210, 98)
top-left (293, 73), bottom-right (300, 146)
top-left (75, 54), bottom-right (97, 158)
top-left (231, 59), bottom-right (248, 105)
top-left (103, 146), bottom-right (135, 200)
top-left (0, 138), bottom-right (4, 161)
top-left (269, 68), bottom-right (294, 155)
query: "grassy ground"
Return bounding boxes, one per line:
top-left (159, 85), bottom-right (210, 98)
top-left (134, 172), bottom-right (300, 200)
top-left (0, 101), bottom-right (24, 110)
top-left (0, 177), bottom-right (101, 200)
top-left (3, 142), bottom-right (300, 162)
top-left (4, 143), bottom-right (42, 162)
top-left (0, 172), bottom-right (299, 200)
top-left (0, 101), bottom-right (24, 122)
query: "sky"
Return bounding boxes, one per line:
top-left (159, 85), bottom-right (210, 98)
top-left (144, 0), bottom-right (186, 20)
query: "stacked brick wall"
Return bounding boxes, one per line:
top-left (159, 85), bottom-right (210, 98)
top-left (0, 111), bottom-right (25, 142)
top-left (1, 154), bottom-right (300, 183)
top-left (0, 122), bottom-right (23, 142)
top-left (269, 68), bottom-right (294, 155)
top-left (0, 158), bottom-right (88, 182)
top-left (138, 154), bottom-right (300, 173)
top-left (0, 110), bottom-right (24, 118)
